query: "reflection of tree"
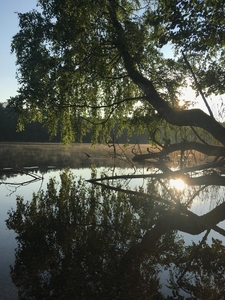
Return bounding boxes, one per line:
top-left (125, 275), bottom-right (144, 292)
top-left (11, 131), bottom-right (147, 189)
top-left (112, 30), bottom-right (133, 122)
top-left (5, 170), bottom-right (166, 299)
top-left (6, 169), bottom-right (225, 299)
top-left (1, 168), bottom-right (43, 195)
top-left (89, 160), bottom-right (225, 298)
top-left (169, 237), bottom-right (225, 299)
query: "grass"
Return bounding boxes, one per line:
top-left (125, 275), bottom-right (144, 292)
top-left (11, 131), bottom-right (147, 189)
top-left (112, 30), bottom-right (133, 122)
top-left (0, 142), bottom-right (151, 170)
top-left (0, 142), bottom-right (207, 171)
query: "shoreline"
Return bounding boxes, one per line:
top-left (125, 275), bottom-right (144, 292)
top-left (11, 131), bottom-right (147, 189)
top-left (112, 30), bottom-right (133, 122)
top-left (0, 142), bottom-right (150, 170)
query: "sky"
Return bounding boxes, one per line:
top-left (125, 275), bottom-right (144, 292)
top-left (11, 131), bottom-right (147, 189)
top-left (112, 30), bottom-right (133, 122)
top-left (0, 0), bottom-right (37, 103)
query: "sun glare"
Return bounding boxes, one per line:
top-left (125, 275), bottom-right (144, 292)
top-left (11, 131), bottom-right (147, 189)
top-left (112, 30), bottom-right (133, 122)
top-left (178, 99), bottom-right (185, 107)
top-left (170, 178), bottom-right (185, 191)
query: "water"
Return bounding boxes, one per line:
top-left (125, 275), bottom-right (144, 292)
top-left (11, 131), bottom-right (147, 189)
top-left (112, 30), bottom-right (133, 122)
top-left (1, 166), bottom-right (146, 300)
top-left (1, 161), bottom-right (225, 299)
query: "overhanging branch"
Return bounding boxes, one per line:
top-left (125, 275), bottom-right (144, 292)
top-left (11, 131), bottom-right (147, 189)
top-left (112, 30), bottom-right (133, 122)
top-left (108, 0), bottom-right (225, 145)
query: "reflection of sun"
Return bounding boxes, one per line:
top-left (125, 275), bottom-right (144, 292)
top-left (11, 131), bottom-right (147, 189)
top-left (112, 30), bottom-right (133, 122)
top-left (170, 178), bottom-right (185, 191)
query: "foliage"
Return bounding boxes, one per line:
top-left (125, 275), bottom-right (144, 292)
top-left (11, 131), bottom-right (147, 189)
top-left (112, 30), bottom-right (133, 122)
top-left (150, 0), bottom-right (225, 95)
top-left (0, 103), bottom-right (150, 143)
top-left (9, 0), bottom-right (212, 143)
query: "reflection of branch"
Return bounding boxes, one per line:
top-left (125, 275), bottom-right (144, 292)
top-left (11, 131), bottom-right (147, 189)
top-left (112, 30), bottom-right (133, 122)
top-left (2, 177), bottom-right (41, 186)
top-left (89, 178), bottom-right (225, 235)
top-left (88, 171), bottom-right (168, 182)
top-left (1, 170), bottom-right (43, 196)
top-left (88, 178), bottom-right (172, 207)
top-left (177, 229), bottom-right (211, 285)
top-left (201, 201), bottom-right (225, 226)
top-left (186, 185), bottom-right (208, 206)
top-left (132, 141), bottom-right (225, 162)
top-left (118, 203), bottom-right (224, 281)
top-left (182, 51), bottom-right (214, 118)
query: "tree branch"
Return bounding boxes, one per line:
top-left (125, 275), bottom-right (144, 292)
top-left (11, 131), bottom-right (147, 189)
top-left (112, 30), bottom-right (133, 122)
top-left (108, 0), bottom-right (225, 145)
top-left (61, 96), bottom-right (144, 109)
top-left (132, 141), bottom-right (225, 162)
top-left (182, 51), bottom-right (214, 118)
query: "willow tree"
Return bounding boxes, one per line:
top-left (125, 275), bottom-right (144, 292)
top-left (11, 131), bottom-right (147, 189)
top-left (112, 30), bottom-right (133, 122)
top-left (8, 0), bottom-right (225, 296)
top-left (10, 0), bottom-right (225, 143)
top-left (9, 0), bottom-right (225, 216)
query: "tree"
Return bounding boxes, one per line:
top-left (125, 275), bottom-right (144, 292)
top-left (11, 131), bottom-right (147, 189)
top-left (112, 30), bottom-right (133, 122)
top-left (10, 0), bottom-right (225, 142)
top-left (8, 0), bottom-right (225, 298)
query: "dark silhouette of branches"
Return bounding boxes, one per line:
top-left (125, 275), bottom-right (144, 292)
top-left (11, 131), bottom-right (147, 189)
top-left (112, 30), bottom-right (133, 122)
top-left (182, 51), bottom-right (214, 118)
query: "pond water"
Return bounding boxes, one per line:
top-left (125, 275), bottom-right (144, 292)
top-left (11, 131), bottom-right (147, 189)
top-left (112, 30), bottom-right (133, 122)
top-left (1, 165), bottom-right (148, 300)
top-left (1, 148), bottom-right (225, 299)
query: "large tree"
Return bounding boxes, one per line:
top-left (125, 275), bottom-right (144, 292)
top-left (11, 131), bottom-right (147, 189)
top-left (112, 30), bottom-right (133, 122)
top-left (10, 0), bottom-right (225, 143)
top-left (9, 0), bottom-right (225, 234)
top-left (8, 0), bottom-right (225, 298)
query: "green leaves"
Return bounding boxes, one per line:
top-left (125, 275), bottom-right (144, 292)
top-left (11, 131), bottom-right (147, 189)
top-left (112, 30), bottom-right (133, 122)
top-left (10, 0), bottom-right (179, 143)
top-left (10, 0), bottom-right (225, 143)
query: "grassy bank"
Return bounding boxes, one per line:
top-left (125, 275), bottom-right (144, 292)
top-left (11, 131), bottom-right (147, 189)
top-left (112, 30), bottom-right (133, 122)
top-left (0, 142), bottom-right (150, 170)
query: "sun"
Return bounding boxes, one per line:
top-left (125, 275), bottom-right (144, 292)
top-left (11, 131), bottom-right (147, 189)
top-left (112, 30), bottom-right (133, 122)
top-left (178, 99), bottom-right (185, 107)
top-left (170, 178), bottom-right (185, 191)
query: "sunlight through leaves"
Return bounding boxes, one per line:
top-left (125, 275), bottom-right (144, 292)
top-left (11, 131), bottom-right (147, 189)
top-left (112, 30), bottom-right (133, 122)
top-left (170, 178), bottom-right (185, 191)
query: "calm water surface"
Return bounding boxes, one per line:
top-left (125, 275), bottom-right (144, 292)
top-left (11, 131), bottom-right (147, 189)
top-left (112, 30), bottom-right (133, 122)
top-left (1, 164), bottom-right (225, 299)
top-left (1, 166), bottom-right (146, 300)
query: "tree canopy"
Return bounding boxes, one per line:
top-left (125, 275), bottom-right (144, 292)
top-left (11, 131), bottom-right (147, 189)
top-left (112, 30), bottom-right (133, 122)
top-left (10, 0), bottom-right (225, 143)
top-left (6, 1), bottom-right (225, 298)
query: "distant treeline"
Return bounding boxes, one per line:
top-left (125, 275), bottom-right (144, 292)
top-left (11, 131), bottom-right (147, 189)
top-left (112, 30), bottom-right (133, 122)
top-left (0, 104), bottom-right (149, 144)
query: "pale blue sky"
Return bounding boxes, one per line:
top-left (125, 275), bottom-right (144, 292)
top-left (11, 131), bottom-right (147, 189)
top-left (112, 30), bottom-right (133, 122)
top-left (0, 0), bottom-right (37, 103)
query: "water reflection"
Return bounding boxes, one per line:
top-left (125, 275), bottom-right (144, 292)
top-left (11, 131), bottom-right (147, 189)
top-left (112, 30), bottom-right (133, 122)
top-left (169, 178), bottom-right (185, 191)
top-left (6, 170), bottom-right (167, 299)
top-left (1, 142), bottom-right (225, 299)
top-left (2, 167), bottom-right (225, 299)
